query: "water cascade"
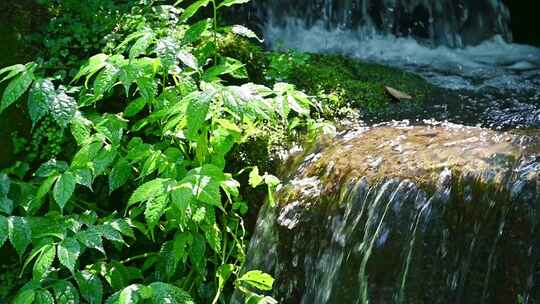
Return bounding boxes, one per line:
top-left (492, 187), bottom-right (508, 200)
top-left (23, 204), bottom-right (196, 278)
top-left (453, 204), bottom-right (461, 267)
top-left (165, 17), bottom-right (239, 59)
top-left (241, 122), bottom-right (539, 303)
top-left (251, 0), bottom-right (512, 48)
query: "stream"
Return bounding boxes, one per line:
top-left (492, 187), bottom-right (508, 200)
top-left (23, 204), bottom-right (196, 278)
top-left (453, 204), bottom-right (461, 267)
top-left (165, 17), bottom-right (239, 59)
top-left (238, 0), bottom-right (540, 303)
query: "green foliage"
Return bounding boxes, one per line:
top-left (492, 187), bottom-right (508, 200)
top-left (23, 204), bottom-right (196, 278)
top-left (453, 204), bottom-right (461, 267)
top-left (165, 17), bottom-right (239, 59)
top-left (0, 0), bottom-right (323, 302)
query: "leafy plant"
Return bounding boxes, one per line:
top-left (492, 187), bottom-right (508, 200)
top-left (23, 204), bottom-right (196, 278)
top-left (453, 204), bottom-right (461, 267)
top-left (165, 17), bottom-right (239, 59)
top-left (0, 0), bottom-right (321, 302)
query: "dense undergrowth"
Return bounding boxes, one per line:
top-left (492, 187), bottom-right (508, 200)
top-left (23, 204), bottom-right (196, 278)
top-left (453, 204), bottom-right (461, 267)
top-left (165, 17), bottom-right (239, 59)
top-left (0, 1), bottom-right (333, 303)
top-left (0, 0), bottom-right (434, 303)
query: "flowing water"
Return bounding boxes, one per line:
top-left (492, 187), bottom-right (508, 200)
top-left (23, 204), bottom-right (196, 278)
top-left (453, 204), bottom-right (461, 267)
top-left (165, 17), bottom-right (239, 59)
top-left (238, 1), bottom-right (540, 303)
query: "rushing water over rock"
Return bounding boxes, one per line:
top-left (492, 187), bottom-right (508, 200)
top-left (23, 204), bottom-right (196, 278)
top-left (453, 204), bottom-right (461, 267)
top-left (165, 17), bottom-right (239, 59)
top-left (240, 122), bottom-right (539, 303)
top-left (251, 0), bottom-right (512, 48)
top-left (242, 0), bottom-right (540, 122)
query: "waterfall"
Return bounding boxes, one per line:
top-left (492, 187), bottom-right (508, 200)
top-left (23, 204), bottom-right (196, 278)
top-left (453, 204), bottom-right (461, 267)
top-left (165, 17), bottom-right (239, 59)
top-left (250, 0), bottom-right (512, 48)
top-left (239, 122), bottom-right (540, 303)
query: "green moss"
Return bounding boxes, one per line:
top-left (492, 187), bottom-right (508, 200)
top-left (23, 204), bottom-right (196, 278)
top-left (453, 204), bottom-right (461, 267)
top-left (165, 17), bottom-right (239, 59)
top-left (285, 53), bottom-right (434, 119)
top-left (221, 36), bottom-right (437, 121)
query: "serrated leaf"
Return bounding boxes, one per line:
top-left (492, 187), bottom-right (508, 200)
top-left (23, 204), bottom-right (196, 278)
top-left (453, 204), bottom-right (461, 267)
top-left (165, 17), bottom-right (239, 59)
top-left (190, 233), bottom-right (206, 274)
top-left (183, 19), bottom-right (210, 44)
top-left (186, 90), bottom-right (214, 140)
top-left (128, 178), bottom-right (170, 206)
top-left (34, 289), bottom-right (55, 304)
top-left (58, 237), bottom-right (81, 273)
top-left (28, 79), bottom-right (55, 126)
top-left (179, 0), bottom-right (211, 23)
top-left (119, 284), bottom-right (152, 304)
top-left (53, 171), bottom-right (77, 210)
top-left (76, 227), bottom-right (105, 254)
top-left (148, 282), bottom-right (194, 304)
top-left (73, 54), bottom-right (109, 83)
top-left (135, 77), bottom-right (157, 102)
top-left (144, 195), bottom-right (168, 232)
top-left (94, 64), bottom-right (119, 97)
top-left (238, 270), bottom-right (274, 291)
top-left (218, 0), bottom-right (250, 8)
top-left (109, 218), bottom-right (135, 239)
top-left (13, 289), bottom-right (36, 304)
top-left (124, 96), bottom-right (146, 118)
top-left (70, 112), bottom-right (92, 146)
top-left (230, 24), bottom-right (263, 42)
top-left (0, 64), bottom-right (25, 82)
top-left (109, 158), bottom-right (131, 193)
top-left (50, 89), bottom-right (77, 127)
top-left (35, 159), bottom-right (69, 177)
top-left (8, 216), bottom-right (32, 256)
top-left (53, 280), bottom-right (80, 304)
top-left (0, 215), bottom-right (7, 247)
top-left (75, 270), bottom-right (103, 304)
top-left (33, 244), bottom-right (56, 280)
top-left (130, 32), bottom-right (155, 59)
top-left (36, 174), bottom-right (59, 201)
top-left (203, 223), bottom-right (221, 253)
top-left (0, 68), bottom-right (34, 114)
top-left (177, 50), bottom-right (198, 70)
top-left (98, 224), bottom-right (125, 243)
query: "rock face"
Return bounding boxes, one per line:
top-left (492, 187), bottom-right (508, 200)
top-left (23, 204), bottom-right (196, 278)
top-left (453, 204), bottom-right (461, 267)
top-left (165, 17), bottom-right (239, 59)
top-left (241, 122), bottom-right (539, 304)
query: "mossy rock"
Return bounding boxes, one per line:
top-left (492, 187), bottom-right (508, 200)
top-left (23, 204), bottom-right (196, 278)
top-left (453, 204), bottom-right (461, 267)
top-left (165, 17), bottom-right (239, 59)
top-left (221, 36), bottom-right (440, 122)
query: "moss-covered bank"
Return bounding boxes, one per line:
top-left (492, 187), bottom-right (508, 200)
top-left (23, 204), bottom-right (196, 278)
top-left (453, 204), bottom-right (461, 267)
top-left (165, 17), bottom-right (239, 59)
top-left (220, 35), bottom-right (438, 123)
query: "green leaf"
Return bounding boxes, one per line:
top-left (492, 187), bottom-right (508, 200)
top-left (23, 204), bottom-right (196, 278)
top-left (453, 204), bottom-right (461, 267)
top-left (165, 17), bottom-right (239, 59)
top-left (36, 174), bottom-right (59, 201)
top-left (0, 68), bottom-right (35, 114)
top-left (70, 112), bottom-right (93, 146)
top-left (148, 282), bottom-right (194, 304)
top-left (73, 54), bottom-right (109, 83)
top-left (53, 171), bottom-right (77, 210)
top-left (13, 289), bottom-right (36, 304)
top-left (177, 50), bottom-right (198, 70)
top-left (33, 244), bottom-right (56, 280)
top-left (144, 195), bottom-right (168, 232)
top-left (34, 289), bottom-right (55, 304)
top-left (190, 233), bottom-right (206, 275)
top-left (238, 270), bottom-right (274, 291)
top-left (130, 32), bottom-right (155, 59)
top-left (28, 79), bottom-right (55, 126)
top-left (124, 96), bottom-right (146, 118)
top-left (94, 64), bottom-right (119, 97)
top-left (76, 227), bottom-right (105, 254)
top-left (71, 141), bottom-right (103, 169)
top-left (185, 90), bottom-right (214, 140)
top-left (230, 24), bottom-right (263, 42)
top-left (183, 19), bottom-right (210, 44)
top-left (0, 215), bottom-right (8, 247)
top-left (50, 89), bottom-right (77, 127)
top-left (53, 280), bottom-right (80, 304)
top-left (0, 64), bottom-right (25, 82)
top-left (8, 216), bottom-right (32, 256)
top-left (109, 218), bottom-right (135, 239)
top-left (128, 178), bottom-right (170, 206)
top-left (58, 237), bottom-right (81, 273)
top-left (217, 264), bottom-right (235, 290)
top-left (119, 284), bottom-right (152, 304)
top-left (35, 159), bottom-right (69, 177)
top-left (136, 77), bottom-right (157, 102)
top-left (218, 0), bottom-right (250, 8)
top-left (75, 270), bottom-right (103, 304)
top-left (203, 223), bottom-right (221, 253)
top-left (248, 166), bottom-right (263, 188)
top-left (179, 0), bottom-right (211, 23)
top-left (246, 295), bottom-right (278, 304)
top-left (109, 158), bottom-right (131, 193)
